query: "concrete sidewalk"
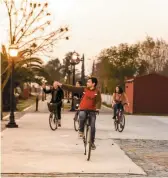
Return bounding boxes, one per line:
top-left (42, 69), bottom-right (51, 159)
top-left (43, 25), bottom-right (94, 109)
top-left (1, 111), bottom-right (145, 175)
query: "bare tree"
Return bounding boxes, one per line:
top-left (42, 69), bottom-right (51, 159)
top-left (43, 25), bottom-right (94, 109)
top-left (3, 0), bottom-right (69, 57)
top-left (1, 0), bottom-right (69, 90)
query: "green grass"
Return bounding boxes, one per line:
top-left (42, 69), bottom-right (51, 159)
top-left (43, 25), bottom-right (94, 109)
top-left (17, 96), bottom-right (36, 111)
top-left (63, 103), bottom-right (71, 110)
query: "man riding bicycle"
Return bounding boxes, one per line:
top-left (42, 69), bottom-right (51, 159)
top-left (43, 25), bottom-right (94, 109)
top-left (43, 81), bottom-right (64, 127)
top-left (112, 85), bottom-right (129, 119)
top-left (56, 77), bottom-right (101, 150)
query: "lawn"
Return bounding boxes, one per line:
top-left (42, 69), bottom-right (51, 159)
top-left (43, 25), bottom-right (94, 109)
top-left (17, 96), bottom-right (36, 111)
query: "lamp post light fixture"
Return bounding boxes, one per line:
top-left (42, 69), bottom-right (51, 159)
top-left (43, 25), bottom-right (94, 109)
top-left (6, 45), bottom-right (19, 128)
top-left (42, 79), bottom-right (47, 101)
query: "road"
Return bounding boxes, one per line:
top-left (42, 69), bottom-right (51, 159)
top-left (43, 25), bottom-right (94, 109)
top-left (1, 98), bottom-right (168, 178)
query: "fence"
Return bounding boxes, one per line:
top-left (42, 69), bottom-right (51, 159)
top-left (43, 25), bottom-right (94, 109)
top-left (101, 94), bottom-right (112, 105)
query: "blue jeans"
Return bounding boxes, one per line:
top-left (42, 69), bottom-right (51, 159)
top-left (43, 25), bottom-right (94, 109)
top-left (79, 111), bottom-right (96, 143)
top-left (113, 103), bottom-right (123, 117)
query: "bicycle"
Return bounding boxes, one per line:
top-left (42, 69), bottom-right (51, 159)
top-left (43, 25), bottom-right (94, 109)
top-left (114, 104), bottom-right (126, 132)
top-left (47, 102), bottom-right (61, 131)
top-left (80, 110), bottom-right (99, 161)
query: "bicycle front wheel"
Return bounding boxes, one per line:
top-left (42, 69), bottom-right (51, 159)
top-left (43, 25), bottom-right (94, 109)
top-left (87, 126), bottom-right (92, 161)
top-left (74, 114), bottom-right (79, 132)
top-left (49, 113), bottom-right (58, 131)
top-left (114, 119), bottom-right (118, 131)
top-left (118, 114), bottom-right (125, 132)
top-left (84, 125), bottom-right (88, 155)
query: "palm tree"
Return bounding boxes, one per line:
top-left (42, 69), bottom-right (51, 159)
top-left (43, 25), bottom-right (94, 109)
top-left (1, 45), bottom-right (44, 113)
top-left (1, 45), bottom-right (43, 91)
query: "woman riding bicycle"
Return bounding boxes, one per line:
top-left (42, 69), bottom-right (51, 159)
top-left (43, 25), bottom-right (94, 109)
top-left (112, 85), bottom-right (129, 119)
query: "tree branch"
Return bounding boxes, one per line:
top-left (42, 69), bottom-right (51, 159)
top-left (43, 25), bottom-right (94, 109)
top-left (16, 4), bottom-right (46, 43)
top-left (14, 0), bottom-right (28, 39)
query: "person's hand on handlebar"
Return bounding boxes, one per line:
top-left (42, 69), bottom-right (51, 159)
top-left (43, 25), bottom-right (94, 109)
top-left (96, 109), bottom-right (100, 114)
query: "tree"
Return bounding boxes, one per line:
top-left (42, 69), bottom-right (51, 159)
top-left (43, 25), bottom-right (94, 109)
top-left (3, 0), bottom-right (69, 55)
top-left (1, 45), bottom-right (43, 91)
top-left (139, 36), bottom-right (168, 73)
top-left (95, 43), bottom-right (140, 93)
top-left (1, 0), bottom-right (69, 90)
top-left (160, 61), bottom-right (168, 77)
top-left (91, 60), bottom-right (95, 76)
top-left (44, 58), bottom-right (65, 84)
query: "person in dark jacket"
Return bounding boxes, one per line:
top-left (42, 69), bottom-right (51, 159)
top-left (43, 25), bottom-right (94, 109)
top-left (42, 81), bottom-right (64, 126)
top-left (73, 81), bottom-right (83, 109)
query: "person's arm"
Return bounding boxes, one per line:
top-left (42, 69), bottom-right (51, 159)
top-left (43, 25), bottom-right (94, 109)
top-left (112, 93), bottom-right (116, 106)
top-left (61, 84), bottom-right (85, 94)
top-left (60, 88), bottom-right (64, 100)
top-left (96, 90), bottom-right (102, 110)
top-left (43, 87), bottom-right (52, 94)
top-left (123, 92), bottom-right (129, 105)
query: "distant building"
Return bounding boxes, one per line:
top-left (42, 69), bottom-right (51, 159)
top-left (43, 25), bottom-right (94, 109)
top-left (125, 73), bottom-right (168, 114)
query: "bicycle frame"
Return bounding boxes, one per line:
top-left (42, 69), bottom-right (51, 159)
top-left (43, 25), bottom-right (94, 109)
top-left (79, 110), bottom-right (99, 161)
top-left (116, 109), bottom-right (123, 122)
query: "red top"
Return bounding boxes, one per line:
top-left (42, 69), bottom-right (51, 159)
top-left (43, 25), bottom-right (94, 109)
top-left (79, 88), bottom-right (98, 110)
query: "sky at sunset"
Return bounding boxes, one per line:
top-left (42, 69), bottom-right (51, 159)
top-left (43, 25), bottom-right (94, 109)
top-left (1, 0), bottom-right (168, 74)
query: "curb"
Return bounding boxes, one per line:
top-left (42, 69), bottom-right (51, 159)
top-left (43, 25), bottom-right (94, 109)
top-left (23, 105), bottom-right (33, 112)
top-left (2, 102), bottom-right (36, 121)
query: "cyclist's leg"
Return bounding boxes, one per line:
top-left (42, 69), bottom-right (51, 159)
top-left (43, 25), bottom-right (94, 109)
top-left (78, 111), bottom-right (86, 136)
top-left (113, 104), bottom-right (118, 119)
top-left (90, 112), bottom-right (96, 142)
top-left (90, 112), bottom-right (96, 149)
top-left (57, 103), bottom-right (62, 126)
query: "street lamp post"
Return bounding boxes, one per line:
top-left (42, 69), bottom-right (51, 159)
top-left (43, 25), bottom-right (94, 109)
top-left (42, 79), bottom-right (47, 101)
top-left (67, 66), bottom-right (71, 103)
top-left (70, 52), bottom-right (80, 111)
top-left (6, 45), bottom-right (19, 128)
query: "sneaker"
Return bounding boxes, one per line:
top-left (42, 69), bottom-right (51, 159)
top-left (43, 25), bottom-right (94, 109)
top-left (113, 116), bottom-right (116, 120)
top-left (78, 131), bottom-right (84, 138)
top-left (91, 143), bottom-right (96, 150)
top-left (58, 120), bottom-right (61, 127)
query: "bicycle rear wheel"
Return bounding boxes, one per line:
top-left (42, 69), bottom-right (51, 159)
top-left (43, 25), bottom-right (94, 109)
top-left (87, 126), bottom-right (92, 161)
top-left (49, 113), bottom-right (58, 131)
top-left (118, 114), bottom-right (125, 132)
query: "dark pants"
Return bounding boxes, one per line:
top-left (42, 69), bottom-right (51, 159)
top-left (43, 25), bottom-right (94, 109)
top-left (56, 102), bottom-right (62, 120)
top-left (79, 111), bottom-right (96, 143)
top-left (113, 103), bottom-right (123, 117)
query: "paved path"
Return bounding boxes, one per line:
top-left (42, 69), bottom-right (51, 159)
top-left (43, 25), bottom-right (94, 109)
top-left (1, 112), bottom-right (145, 175)
top-left (1, 99), bottom-right (168, 177)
